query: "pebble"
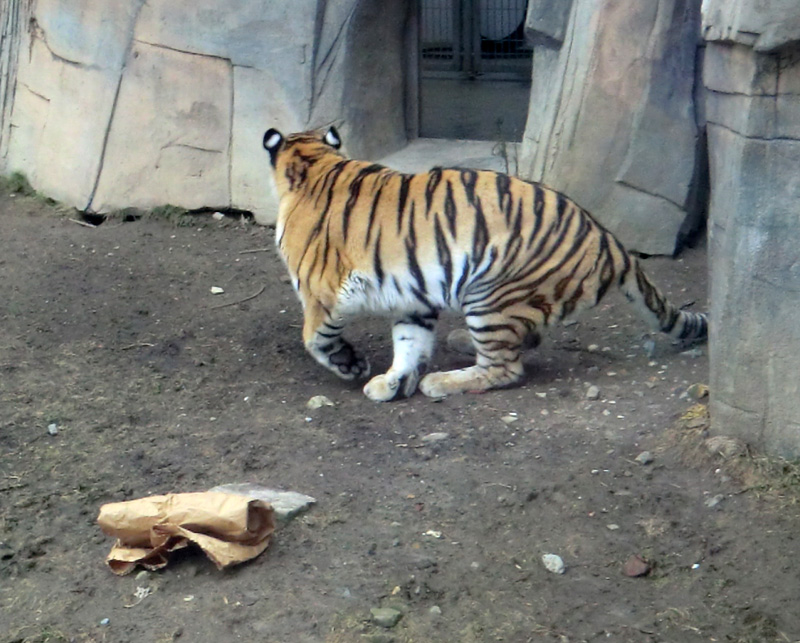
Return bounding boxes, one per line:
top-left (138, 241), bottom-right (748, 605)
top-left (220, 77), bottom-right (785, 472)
top-left (370, 607), bottom-right (403, 629)
top-left (208, 484), bottom-right (316, 523)
top-left (623, 554), bottom-right (651, 577)
top-left (705, 494), bottom-right (725, 509)
top-left (47, 423), bottom-right (59, 436)
top-left (306, 395), bottom-right (334, 409)
top-left (429, 605), bottom-right (442, 617)
top-left (421, 432), bottom-right (449, 444)
top-left (635, 451), bottom-right (654, 465)
top-left (211, 211), bottom-right (225, 221)
top-left (100, 618), bottom-right (110, 626)
top-left (586, 385), bottom-right (600, 401)
top-left (501, 415), bottom-right (519, 424)
top-left (587, 344), bottom-right (599, 352)
top-left (642, 338), bottom-right (656, 358)
top-left (210, 286), bottom-right (224, 295)
top-left (541, 553), bottom-right (565, 574)
top-left (681, 347), bottom-right (704, 358)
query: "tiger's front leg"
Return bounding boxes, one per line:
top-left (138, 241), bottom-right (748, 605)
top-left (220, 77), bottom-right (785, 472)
top-left (363, 312), bottom-right (438, 402)
top-left (303, 300), bottom-right (370, 381)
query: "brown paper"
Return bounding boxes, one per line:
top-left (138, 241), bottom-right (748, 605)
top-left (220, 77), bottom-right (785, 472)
top-left (97, 492), bottom-right (275, 575)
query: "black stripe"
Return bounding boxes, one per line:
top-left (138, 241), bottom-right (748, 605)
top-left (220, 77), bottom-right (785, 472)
top-left (363, 181), bottom-right (386, 248)
top-left (496, 173), bottom-right (512, 224)
top-left (342, 164), bottom-right (383, 241)
top-left (526, 185), bottom-right (546, 250)
top-left (444, 180), bottom-right (457, 237)
top-left (397, 174), bottom-right (412, 234)
top-left (472, 197), bottom-right (489, 264)
top-left (461, 170), bottom-right (478, 205)
top-left (425, 168), bottom-right (443, 210)
top-left (373, 230), bottom-right (384, 288)
top-left (434, 216), bottom-right (453, 303)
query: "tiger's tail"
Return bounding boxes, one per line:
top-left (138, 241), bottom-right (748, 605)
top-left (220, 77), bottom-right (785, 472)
top-left (619, 258), bottom-right (708, 342)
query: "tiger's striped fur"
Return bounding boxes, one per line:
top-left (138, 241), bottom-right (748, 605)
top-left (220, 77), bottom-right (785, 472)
top-left (263, 126), bottom-right (707, 401)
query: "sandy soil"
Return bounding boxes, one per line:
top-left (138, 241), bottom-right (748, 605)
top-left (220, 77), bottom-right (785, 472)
top-left (2, 192), bottom-right (799, 643)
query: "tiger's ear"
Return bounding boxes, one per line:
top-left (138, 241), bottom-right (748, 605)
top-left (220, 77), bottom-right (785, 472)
top-left (263, 128), bottom-right (283, 166)
top-left (323, 126), bottom-right (341, 150)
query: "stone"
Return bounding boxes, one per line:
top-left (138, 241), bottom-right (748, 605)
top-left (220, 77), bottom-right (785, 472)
top-left (420, 432), bottom-right (449, 444)
top-left (370, 607), bottom-right (403, 629)
top-left (208, 484), bottom-right (316, 523)
top-left (520, 0), bottom-right (704, 255)
top-left (623, 554), bottom-right (651, 577)
top-left (586, 385), bottom-right (600, 401)
top-left (541, 553), bottom-right (565, 574)
top-left (704, 6), bottom-right (800, 457)
top-left (306, 395), bottom-right (335, 409)
top-left (634, 451), bottom-right (654, 465)
top-left (1, 0), bottom-right (412, 223)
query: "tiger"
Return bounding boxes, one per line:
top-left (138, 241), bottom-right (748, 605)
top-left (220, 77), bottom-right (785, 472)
top-left (262, 126), bottom-right (707, 402)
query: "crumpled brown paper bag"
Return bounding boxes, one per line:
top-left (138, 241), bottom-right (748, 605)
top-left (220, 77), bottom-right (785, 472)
top-left (97, 492), bottom-right (275, 575)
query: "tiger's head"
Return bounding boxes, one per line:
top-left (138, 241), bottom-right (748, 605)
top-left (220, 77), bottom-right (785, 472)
top-left (263, 126), bottom-right (343, 194)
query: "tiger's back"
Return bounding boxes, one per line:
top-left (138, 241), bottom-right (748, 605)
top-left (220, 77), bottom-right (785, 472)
top-left (264, 127), bottom-right (707, 401)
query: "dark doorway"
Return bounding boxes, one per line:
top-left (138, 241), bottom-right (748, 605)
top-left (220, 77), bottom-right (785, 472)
top-left (419, 0), bottom-right (532, 141)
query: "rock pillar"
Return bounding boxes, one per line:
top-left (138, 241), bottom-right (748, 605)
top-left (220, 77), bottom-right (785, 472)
top-left (703, 0), bottom-right (800, 456)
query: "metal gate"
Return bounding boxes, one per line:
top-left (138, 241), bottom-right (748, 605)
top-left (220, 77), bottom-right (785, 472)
top-left (419, 0), bottom-right (532, 140)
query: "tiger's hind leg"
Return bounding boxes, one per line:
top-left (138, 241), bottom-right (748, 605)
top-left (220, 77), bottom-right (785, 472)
top-left (419, 307), bottom-right (536, 398)
top-left (303, 299), bottom-right (370, 381)
top-left (363, 312), bottom-right (438, 402)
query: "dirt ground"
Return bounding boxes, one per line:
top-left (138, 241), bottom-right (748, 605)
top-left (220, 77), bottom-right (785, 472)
top-left (2, 190), bottom-right (800, 643)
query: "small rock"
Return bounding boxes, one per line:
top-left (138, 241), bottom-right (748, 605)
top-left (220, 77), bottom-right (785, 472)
top-left (429, 605), bottom-right (442, 617)
top-left (704, 435), bottom-right (746, 458)
top-left (586, 385), bottom-right (600, 400)
top-left (705, 494), bottom-right (725, 509)
top-left (623, 554), bottom-right (651, 577)
top-left (47, 423), bottom-right (59, 436)
top-left (208, 484), bottom-right (316, 523)
top-left (135, 570), bottom-right (151, 582)
top-left (0, 542), bottom-right (15, 560)
top-left (306, 395), bottom-right (335, 409)
top-left (446, 329), bottom-right (476, 355)
top-left (635, 451), bottom-right (654, 465)
top-left (642, 338), bottom-right (656, 358)
top-left (680, 347), bottom-right (704, 358)
top-left (421, 432), bottom-right (449, 444)
top-left (211, 211), bottom-right (225, 221)
top-left (587, 344), bottom-right (600, 352)
top-left (370, 607), bottom-right (403, 629)
top-left (607, 523), bottom-right (620, 531)
top-left (210, 286), bottom-right (224, 295)
top-left (686, 383), bottom-right (709, 400)
top-left (100, 618), bottom-right (110, 626)
top-left (501, 415), bottom-right (519, 424)
top-left (541, 553), bottom-right (565, 574)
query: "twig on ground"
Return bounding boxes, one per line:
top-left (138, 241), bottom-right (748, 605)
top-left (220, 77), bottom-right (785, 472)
top-left (211, 285), bottom-right (266, 310)
top-left (239, 247), bottom-right (270, 254)
top-left (120, 342), bottom-right (156, 350)
top-left (68, 218), bottom-right (96, 229)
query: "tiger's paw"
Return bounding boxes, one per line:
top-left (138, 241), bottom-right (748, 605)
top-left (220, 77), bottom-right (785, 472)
top-left (363, 371), bottom-right (420, 402)
top-left (315, 341), bottom-right (370, 381)
top-left (419, 372), bottom-right (455, 399)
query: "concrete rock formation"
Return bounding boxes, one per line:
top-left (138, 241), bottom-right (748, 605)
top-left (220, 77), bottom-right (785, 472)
top-left (520, 0), bottom-right (705, 256)
top-left (702, 0), bottom-right (800, 457)
top-left (1, 0), bottom-right (412, 223)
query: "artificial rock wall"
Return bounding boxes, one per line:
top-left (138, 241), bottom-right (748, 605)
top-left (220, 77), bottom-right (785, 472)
top-left (520, 0), bottom-right (705, 256)
top-left (702, 0), bottom-right (800, 457)
top-left (0, 0), bottom-right (413, 223)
